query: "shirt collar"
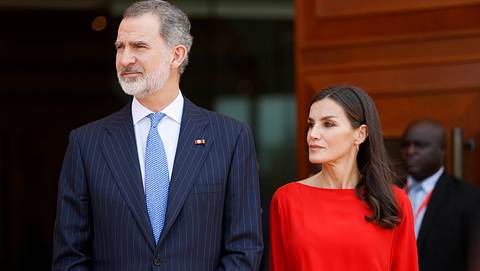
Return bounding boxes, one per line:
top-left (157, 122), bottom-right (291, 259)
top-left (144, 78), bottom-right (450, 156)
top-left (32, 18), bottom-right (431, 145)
top-left (131, 91), bottom-right (184, 125)
top-left (407, 167), bottom-right (444, 193)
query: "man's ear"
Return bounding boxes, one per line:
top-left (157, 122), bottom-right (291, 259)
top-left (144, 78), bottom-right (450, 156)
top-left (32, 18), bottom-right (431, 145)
top-left (354, 124), bottom-right (368, 145)
top-left (170, 45), bottom-right (187, 70)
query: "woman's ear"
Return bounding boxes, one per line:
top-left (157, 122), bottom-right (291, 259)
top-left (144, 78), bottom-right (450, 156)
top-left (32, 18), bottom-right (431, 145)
top-left (170, 45), bottom-right (187, 70)
top-left (354, 124), bottom-right (368, 145)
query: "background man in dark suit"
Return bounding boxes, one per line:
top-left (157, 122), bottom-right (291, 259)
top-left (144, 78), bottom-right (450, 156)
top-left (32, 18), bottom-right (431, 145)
top-left (401, 119), bottom-right (480, 271)
top-left (52, 1), bottom-right (263, 270)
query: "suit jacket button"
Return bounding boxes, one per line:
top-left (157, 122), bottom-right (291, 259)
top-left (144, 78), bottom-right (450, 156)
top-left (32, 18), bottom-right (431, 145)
top-left (153, 258), bottom-right (162, 266)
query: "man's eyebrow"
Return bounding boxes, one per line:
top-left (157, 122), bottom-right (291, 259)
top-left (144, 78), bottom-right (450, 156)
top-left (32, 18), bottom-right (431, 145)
top-left (114, 40), bottom-right (149, 47)
top-left (130, 41), bottom-right (149, 47)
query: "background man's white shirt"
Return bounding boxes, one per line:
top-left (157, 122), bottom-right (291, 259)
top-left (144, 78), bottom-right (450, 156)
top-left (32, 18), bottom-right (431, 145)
top-left (407, 167), bottom-right (444, 237)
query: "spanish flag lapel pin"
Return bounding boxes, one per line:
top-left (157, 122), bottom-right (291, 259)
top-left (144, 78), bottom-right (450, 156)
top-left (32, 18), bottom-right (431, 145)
top-left (194, 138), bottom-right (206, 145)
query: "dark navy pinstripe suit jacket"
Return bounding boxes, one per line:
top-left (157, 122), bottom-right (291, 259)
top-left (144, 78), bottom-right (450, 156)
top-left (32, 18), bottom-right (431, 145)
top-left (52, 98), bottom-right (263, 271)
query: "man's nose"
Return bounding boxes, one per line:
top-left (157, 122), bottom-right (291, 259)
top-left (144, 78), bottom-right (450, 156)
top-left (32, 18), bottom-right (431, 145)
top-left (403, 143), bottom-right (416, 155)
top-left (118, 49), bottom-right (136, 67)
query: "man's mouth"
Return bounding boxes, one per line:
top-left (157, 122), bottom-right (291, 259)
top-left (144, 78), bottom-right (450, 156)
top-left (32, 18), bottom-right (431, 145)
top-left (121, 71), bottom-right (142, 77)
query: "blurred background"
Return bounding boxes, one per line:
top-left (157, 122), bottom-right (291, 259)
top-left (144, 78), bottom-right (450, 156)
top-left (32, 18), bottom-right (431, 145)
top-left (1, 0), bottom-right (480, 270)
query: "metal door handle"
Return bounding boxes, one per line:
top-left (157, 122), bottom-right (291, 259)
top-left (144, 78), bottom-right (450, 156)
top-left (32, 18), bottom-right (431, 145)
top-left (452, 128), bottom-right (463, 179)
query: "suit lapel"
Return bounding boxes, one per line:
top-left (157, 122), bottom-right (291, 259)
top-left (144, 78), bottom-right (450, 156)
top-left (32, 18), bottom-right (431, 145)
top-left (157, 98), bottom-right (212, 246)
top-left (102, 103), bottom-right (155, 250)
top-left (417, 173), bottom-right (451, 249)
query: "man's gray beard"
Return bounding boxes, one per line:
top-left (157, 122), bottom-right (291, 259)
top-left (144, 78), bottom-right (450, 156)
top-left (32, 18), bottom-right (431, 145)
top-left (117, 65), bottom-right (170, 98)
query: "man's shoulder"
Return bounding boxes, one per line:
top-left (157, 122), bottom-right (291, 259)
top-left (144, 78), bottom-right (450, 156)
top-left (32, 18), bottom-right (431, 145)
top-left (440, 173), bottom-right (480, 200)
top-left (442, 173), bottom-right (477, 188)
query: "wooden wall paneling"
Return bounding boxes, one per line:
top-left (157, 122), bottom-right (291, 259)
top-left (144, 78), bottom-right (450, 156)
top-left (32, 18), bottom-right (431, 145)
top-left (462, 94), bottom-right (480, 184)
top-left (295, 0), bottom-right (480, 185)
top-left (315, 0), bottom-right (480, 18)
top-left (303, 5), bottom-right (480, 47)
top-left (300, 35), bottom-right (480, 71)
top-left (295, 71), bottom-right (310, 179)
top-left (295, 0), bottom-right (312, 179)
top-left (304, 63), bottom-right (480, 95)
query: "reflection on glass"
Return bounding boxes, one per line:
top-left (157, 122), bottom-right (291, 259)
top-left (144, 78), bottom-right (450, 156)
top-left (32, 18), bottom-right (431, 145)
top-left (214, 94), bottom-right (296, 195)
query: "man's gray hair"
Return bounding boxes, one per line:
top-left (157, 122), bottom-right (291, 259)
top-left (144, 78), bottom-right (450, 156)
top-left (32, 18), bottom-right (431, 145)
top-left (124, 0), bottom-right (193, 74)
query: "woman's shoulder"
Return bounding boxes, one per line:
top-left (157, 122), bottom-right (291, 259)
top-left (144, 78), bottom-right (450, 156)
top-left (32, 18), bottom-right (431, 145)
top-left (391, 185), bottom-right (408, 201)
top-left (391, 185), bottom-right (412, 211)
top-left (272, 181), bottom-right (303, 202)
top-left (273, 181), bottom-right (301, 195)
top-left (270, 182), bottom-right (305, 214)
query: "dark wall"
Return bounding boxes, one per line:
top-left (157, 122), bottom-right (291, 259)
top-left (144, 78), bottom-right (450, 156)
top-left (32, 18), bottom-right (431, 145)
top-left (0, 9), bottom-right (122, 270)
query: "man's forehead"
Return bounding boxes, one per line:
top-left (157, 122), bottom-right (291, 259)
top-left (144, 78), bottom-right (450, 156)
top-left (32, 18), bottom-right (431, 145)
top-left (404, 125), bottom-right (441, 143)
top-left (407, 126), bottom-right (430, 135)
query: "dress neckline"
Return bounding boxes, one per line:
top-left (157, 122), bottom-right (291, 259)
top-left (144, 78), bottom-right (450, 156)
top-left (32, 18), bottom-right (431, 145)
top-left (295, 182), bottom-right (356, 191)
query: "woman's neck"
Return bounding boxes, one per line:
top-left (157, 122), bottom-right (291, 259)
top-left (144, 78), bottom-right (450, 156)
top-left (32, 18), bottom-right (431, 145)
top-left (306, 153), bottom-right (360, 189)
top-left (317, 163), bottom-right (360, 189)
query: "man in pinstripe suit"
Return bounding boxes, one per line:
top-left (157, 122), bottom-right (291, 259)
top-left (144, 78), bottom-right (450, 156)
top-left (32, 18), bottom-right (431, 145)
top-left (52, 1), bottom-right (263, 270)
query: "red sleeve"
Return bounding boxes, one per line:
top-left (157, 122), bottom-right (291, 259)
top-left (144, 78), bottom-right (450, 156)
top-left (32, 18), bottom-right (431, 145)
top-left (391, 187), bottom-right (419, 271)
top-left (269, 192), bottom-right (289, 271)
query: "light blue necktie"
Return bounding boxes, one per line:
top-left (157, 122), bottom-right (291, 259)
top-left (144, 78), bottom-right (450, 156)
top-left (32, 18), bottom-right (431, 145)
top-left (145, 112), bottom-right (170, 244)
top-left (408, 183), bottom-right (425, 237)
top-left (409, 184), bottom-right (424, 215)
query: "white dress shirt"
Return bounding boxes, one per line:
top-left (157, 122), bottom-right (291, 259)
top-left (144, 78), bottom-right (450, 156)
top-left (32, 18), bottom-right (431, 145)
top-left (131, 92), bottom-right (184, 188)
top-left (407, 167), bottom-right (444, 238)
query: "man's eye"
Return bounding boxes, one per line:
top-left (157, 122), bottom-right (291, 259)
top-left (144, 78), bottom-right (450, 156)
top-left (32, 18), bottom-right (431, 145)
top-left (415, 142), bottom-right (427, 148)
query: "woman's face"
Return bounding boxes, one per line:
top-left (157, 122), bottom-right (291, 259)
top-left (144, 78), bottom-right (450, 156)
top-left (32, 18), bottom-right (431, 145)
top-left (307, 98), bottom-right (365, 164)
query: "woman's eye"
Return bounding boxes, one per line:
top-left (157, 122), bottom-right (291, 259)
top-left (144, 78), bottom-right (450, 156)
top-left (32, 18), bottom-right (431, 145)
top-left (324, 122), bottom-right (334, 127)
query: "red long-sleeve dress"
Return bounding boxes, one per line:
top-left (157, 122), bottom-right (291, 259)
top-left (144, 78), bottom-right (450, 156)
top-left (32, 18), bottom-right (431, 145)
top-left (269, 182), bottom-right (418, 271)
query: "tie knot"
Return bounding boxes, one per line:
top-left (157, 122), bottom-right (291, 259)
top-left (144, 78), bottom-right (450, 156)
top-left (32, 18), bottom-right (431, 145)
top-left (147, 112), bottom-right (166, 128)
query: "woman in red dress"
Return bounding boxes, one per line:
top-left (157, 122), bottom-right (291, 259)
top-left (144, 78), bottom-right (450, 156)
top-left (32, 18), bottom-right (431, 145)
top-left (270, 85), bottom-right (418, 271)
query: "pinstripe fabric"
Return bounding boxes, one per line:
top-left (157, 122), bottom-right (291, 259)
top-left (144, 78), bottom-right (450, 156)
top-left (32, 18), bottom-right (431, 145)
top-left (52, 98), bottom-right (263, 271)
